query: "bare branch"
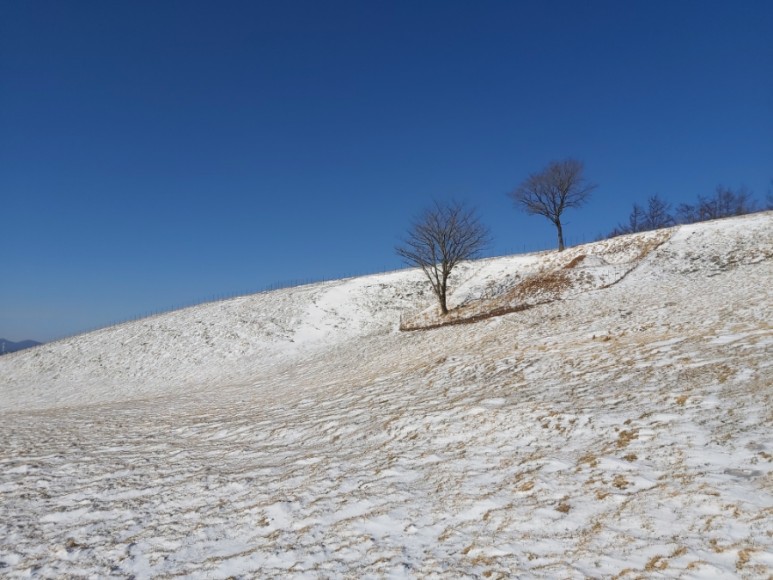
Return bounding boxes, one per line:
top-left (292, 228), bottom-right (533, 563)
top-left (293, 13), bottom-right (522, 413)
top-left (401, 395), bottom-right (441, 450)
top-left (396, 201), bottom-right (490, 315)
top-left (509, 158), bottom-right (596, 251)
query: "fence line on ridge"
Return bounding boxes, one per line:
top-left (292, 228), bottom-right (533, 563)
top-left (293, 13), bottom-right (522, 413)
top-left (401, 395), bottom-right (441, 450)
top-left (38, 234), bottom-right (596, 346)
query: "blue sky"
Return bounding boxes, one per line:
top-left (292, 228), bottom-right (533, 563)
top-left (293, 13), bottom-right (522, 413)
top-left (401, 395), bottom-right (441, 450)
top-left (2, 1), bottom-right (771, 342)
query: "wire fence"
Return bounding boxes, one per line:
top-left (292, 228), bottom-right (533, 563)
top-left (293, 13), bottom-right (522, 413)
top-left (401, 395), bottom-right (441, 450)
top-left (490, 233), bottom-right (596, 259)
top-left (37, 234), bottom-right (598, 347)
top-left (42, 267), bottom-right (411, 346)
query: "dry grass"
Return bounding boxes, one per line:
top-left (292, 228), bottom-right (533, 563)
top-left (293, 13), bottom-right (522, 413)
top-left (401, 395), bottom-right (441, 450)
top-left (737, 548), bottom-right (753, 570)
top-left (400, 270), bottom-right (573, 331)
top-left (616, 429), bottom-right (639, 448)
top-left (671, 546), bottom-right (688, 558)
top-left (613, 475), bottom-right (630, 490)
top-left (400, 228), bottom-right (676, 332)
top-left (644, 555), bottom-right (668, 571)
top-left (636, 234), bottom-right (670, 260)
top-left (578, 452), bottom-right (599, 468)
top-left (563, 254), bottom-right (587, 269)
top-left (504, 270), bottom-right (572, 303)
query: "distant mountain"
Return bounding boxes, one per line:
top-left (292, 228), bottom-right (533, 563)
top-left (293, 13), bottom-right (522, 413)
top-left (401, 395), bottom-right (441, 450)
top-left (0, 339), bottom-right (41, 355)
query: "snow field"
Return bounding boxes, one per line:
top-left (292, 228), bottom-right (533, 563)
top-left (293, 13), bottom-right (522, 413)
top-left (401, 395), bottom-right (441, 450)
top-left (1, 212), bottom-right (772, 577)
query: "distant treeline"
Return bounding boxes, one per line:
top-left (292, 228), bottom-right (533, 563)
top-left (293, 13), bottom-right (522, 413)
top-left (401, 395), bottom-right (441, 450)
top-left (607, 184), bottom-right (772, 238)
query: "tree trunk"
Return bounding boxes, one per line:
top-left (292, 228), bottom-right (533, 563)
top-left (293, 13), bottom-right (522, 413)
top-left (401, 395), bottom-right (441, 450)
top-left (439, 276), bottom-right (449, 315)
top-left (555, 220), bottom-right (565, 251)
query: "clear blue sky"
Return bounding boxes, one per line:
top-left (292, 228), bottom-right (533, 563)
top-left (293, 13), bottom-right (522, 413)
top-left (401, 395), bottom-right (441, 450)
top-left (2, 1), bottom-right (771, 342)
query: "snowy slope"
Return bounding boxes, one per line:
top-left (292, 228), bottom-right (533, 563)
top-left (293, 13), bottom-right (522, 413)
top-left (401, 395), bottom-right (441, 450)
top-left (1, 212), bottom-right (772, 578)
top-left (0, 271), bottom-right (430, 411)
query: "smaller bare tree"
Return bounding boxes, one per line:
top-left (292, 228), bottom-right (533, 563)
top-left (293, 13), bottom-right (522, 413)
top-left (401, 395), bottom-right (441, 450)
top-left (608, 203), bottom-right (644, 237)
top-left (767, 179), bottom-right (773, 210)
top-left (509, 158), bottom-right (596, 251)
top-left (676, 201), bottom-right (700, 224)
top-left (704, 185), bottom-right (756, 219)
top-left (642, 194), bottom-right (674, 230)
top-left (396, 201), bottom-right (490, 315)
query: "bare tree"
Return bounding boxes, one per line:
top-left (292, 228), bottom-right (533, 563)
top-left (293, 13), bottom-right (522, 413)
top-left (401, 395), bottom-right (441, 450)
top-left (628, 203), bottom-right (646, 233)
top-left (509, 158), bottom-right (596, 251)
top-left (676, 201), bottom-right (700, 224)
top-left (684, 185), bottom-right (757, 222)
top-left (642, 194), bottom-right (674, 230)
top-left (608, 202), bottom-right (645, 237)
top-left (609, 195), bottom-right (674, 237)
top-left (396, 201), bottom-right (490, 315)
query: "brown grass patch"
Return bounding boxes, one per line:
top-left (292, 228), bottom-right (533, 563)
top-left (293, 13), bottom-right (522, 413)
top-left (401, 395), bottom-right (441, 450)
top-left (563, 254), bottom-right (587, 269)
top-left (399, 269), bottom-right (574, 331)
top-left (645, 555), bottom-right (668, 571)
top-left (470, 555), bottom-right (497, 567)
top-left (400, 228), bottom-right (676, 332)
top-left (737, 548), bottom-right (753, 570)
top-left (403, 269), bottom-right (574, 331)
top-left (708, 538), bottom-right (726, 553)
top-left (616, 429), bottom-right (639, 448)
top-left (578, 453), bottom-right (599, 468)
top-left (636, 231), bottom-right (673, 260)
top-left (399, 301), bottom-right (535, 331)
top-left (715, 364), bottom-right (734, 383)
top-left (613, 475), bottom-right (630, 489)
top-left (506, 269), bottom-right (572, 302)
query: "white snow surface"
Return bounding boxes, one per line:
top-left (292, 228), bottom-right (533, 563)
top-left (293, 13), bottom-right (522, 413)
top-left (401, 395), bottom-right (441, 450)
top-left (1, 212), bottom-right (772, 578)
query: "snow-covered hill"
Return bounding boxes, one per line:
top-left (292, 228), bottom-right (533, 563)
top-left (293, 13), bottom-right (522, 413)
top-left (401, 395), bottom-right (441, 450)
top-left (1, 213), bottom-right (772, 577)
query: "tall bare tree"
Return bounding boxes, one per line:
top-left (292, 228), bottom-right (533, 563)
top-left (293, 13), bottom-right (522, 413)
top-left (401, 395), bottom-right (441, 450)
top-left (509, 158), bottom-right (596, 251)
top-left (396, 201), bottom-right (490, 315)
